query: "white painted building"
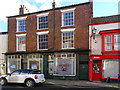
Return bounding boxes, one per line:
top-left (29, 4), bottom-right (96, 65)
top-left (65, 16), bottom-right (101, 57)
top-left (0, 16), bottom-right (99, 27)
top-left (0, 32), bottom-right (8, 75)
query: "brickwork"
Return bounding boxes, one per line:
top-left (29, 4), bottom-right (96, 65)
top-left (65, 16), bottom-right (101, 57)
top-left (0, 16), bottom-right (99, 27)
top-left (8, 2), bottom-right (92, 53)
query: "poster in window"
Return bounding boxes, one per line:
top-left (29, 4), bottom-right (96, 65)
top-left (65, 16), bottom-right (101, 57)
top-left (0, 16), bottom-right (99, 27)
top-left (10, 64), bottom-right (16, 69)
top-left (93, 64), bottom-right (100, 73)
top-left (55, 59), bottom-right (73, 75)
top-left (31, 64), bottom-right (37, 69)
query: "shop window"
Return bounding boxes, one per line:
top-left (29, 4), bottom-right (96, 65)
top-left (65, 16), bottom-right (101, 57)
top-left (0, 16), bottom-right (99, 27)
top-left (114, 34), bottom-right (120, 50)
top-left (105, 35), bottom-right (112, 51)
top-left (7, 55), bottom-right (21, 73)
top-left (103, 60), bottom-right (119, 78)
top-left (48, 55), bottom-right (54, 74)
top-left (54, 53), bottom-right (76, 76)
top-left (28, 54), bottom-right (43, 73)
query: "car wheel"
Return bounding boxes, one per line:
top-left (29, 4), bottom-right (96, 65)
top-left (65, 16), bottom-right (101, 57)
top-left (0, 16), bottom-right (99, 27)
top-left (25, 80), bottom-right (34, 87)
top-left (0, 79), bottom-right (7, 86)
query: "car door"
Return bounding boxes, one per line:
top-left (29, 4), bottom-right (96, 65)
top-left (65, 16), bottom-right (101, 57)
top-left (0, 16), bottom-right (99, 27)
top-left (17, 70), bottom-right (29, 83)
top-left (7, 70), bottom-right (21, 83)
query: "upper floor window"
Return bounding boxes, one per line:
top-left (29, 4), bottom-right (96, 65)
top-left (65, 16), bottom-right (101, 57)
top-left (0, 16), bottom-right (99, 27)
top-left (114, 34), bottom-right (120, 50)
top-left (104, 34), bottom-right (120, 51)
top-left (38, 34), bottom-right (48, 50)
top-left (62, 32), bottom-right (74, 49)
top-left (105, 35), bottom-right (112, 51)
top-left (61, 8), bottom-right (75, 27)
top-left (16, 34), bottom-right (26, 51)
top-left (16, 17), bottom-right (27, 32)
top-left (37, 13), bottom-right (49, 30)
top-left (37, 31), bottom-right (49, 50)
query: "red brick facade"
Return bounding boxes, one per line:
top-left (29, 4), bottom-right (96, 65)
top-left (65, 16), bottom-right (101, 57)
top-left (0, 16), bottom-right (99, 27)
top-left (8, 2), bottom-right (92, 53)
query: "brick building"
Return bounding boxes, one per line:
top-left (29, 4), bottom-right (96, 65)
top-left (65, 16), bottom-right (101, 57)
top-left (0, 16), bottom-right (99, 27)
top-left (6, 1), bottom-right (93, 79)
top-left (89, 15), bottom-right (120, 81)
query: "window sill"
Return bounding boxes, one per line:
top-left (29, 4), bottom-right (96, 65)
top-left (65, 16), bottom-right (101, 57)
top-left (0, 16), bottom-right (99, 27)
top-left (16, 31), bottom-right (26, 34)
top-left (16, 50), bottom-right (26, 52)
top-left (37, 49), bottom-right (48, 51)
top-left (61, 48), bottom-right (75, 50)
top-left (37, 28), bottom-right (48, 31)
top-left (61, 25), bottom-right (75, 28)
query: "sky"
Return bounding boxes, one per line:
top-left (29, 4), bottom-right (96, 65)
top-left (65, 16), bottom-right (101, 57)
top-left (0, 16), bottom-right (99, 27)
top-left (0, 0), bottom-right (119, 32)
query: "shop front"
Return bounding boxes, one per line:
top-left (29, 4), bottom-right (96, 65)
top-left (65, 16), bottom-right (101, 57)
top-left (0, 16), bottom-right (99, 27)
top-left (6, 52), bottom-right (89, 80)
top-left (7, 54), bottom-right (43, 74)
top-left (48, 53), bottom-right (77, 79)
top-left (89, 55), bottom-right (120, 81)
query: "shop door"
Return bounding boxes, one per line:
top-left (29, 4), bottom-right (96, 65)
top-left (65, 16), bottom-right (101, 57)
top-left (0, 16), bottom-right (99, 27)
top-left (93, 60), bottom-right (102, 81)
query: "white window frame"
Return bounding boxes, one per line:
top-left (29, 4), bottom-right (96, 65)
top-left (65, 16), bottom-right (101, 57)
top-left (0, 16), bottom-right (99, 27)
top-left (7, 55), bottom-right (21, 73)
top-left (37, 31), bottom-right (49, 50)
top-left (114, 34), bottom-right (120, 50)
top-left (16, 34), bottom-right (26, 51)
top-left (61, 28), bottom-right (75, 49)
top-left (61, 8), bottom-right (75, 27)
top-left (104, 35), bottom-right (112, 51)
top-left (16, 16), bottom-right (27, 32)
top-left (37, 12), bottom-right (49, 30)
top-left (27, 55), bottom-right (43, 72)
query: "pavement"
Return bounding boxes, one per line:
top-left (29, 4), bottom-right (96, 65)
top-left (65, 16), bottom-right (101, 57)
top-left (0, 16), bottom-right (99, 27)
top-left (45, 79), bottom-right (120, 88)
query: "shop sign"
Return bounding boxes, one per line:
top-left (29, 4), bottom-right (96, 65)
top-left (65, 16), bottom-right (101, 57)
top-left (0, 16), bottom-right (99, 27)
top-left (59, 63), bottom-right (69, 66)
top-left (93, 57), bottom-right (100, 59)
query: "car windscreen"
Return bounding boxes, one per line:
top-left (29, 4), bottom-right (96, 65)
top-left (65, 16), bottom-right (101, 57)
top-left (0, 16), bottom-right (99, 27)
top-left (29, 70), bottom-right (41, 74)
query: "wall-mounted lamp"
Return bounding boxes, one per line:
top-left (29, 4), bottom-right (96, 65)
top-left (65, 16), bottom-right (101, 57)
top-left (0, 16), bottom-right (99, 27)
top-left (92, 27), bottom-right (97, 39)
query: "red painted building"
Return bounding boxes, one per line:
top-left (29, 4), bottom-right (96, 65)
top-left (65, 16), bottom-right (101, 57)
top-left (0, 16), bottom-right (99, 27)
top-left (89, 15), bottom-right (120, 81)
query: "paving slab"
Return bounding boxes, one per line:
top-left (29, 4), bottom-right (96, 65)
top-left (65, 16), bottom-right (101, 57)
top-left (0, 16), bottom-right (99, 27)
top-left (45, 79), bottom-right (120, 88)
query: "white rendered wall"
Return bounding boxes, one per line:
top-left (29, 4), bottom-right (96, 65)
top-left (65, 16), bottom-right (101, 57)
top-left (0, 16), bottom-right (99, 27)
top-left (89, 22), bottom-right (119, 55)
top-left (0, 34), bottom-right (8, 74)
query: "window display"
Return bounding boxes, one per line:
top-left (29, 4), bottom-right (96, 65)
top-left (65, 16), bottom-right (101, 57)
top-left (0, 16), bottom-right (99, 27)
top-left (28, 54), bottom-right (43, 73)
top-left (103, 60), bottom-right (119, 78)
top-left (7, 55), bottom-right (21, 73)
top-left (54, 53), bottom-right (76, 76)
top-left (48, 55), bottom-right (54, 74)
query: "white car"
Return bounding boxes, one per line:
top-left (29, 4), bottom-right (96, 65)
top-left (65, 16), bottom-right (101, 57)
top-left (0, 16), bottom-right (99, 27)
top-left (0, 69), bottom-right (45, 87)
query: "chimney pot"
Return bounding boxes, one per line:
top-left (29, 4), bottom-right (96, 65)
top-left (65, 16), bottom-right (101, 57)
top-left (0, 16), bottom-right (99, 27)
top-left (52, 0), bottom-right (56, 9)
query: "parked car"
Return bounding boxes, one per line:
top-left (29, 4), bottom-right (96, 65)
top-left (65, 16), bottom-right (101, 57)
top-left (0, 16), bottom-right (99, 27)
top-left (0, 69), bottom-right (45, 87)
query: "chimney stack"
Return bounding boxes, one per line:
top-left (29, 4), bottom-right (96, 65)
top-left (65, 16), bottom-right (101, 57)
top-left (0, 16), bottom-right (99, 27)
top-left (89, 0), bottom-right (93, 2)
top-left (52, 0), bottom-right (56, 9)
top-left (89, 0), bottom-right (93, 17)
top-left (19, 5), bottom-right (29, 15)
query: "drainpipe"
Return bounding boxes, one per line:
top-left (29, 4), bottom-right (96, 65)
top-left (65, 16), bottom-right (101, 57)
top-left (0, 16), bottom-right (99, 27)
top-left (53, 3), bottom-right (55, 50)
top-left (50, 1), bottom-right (56, 50)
